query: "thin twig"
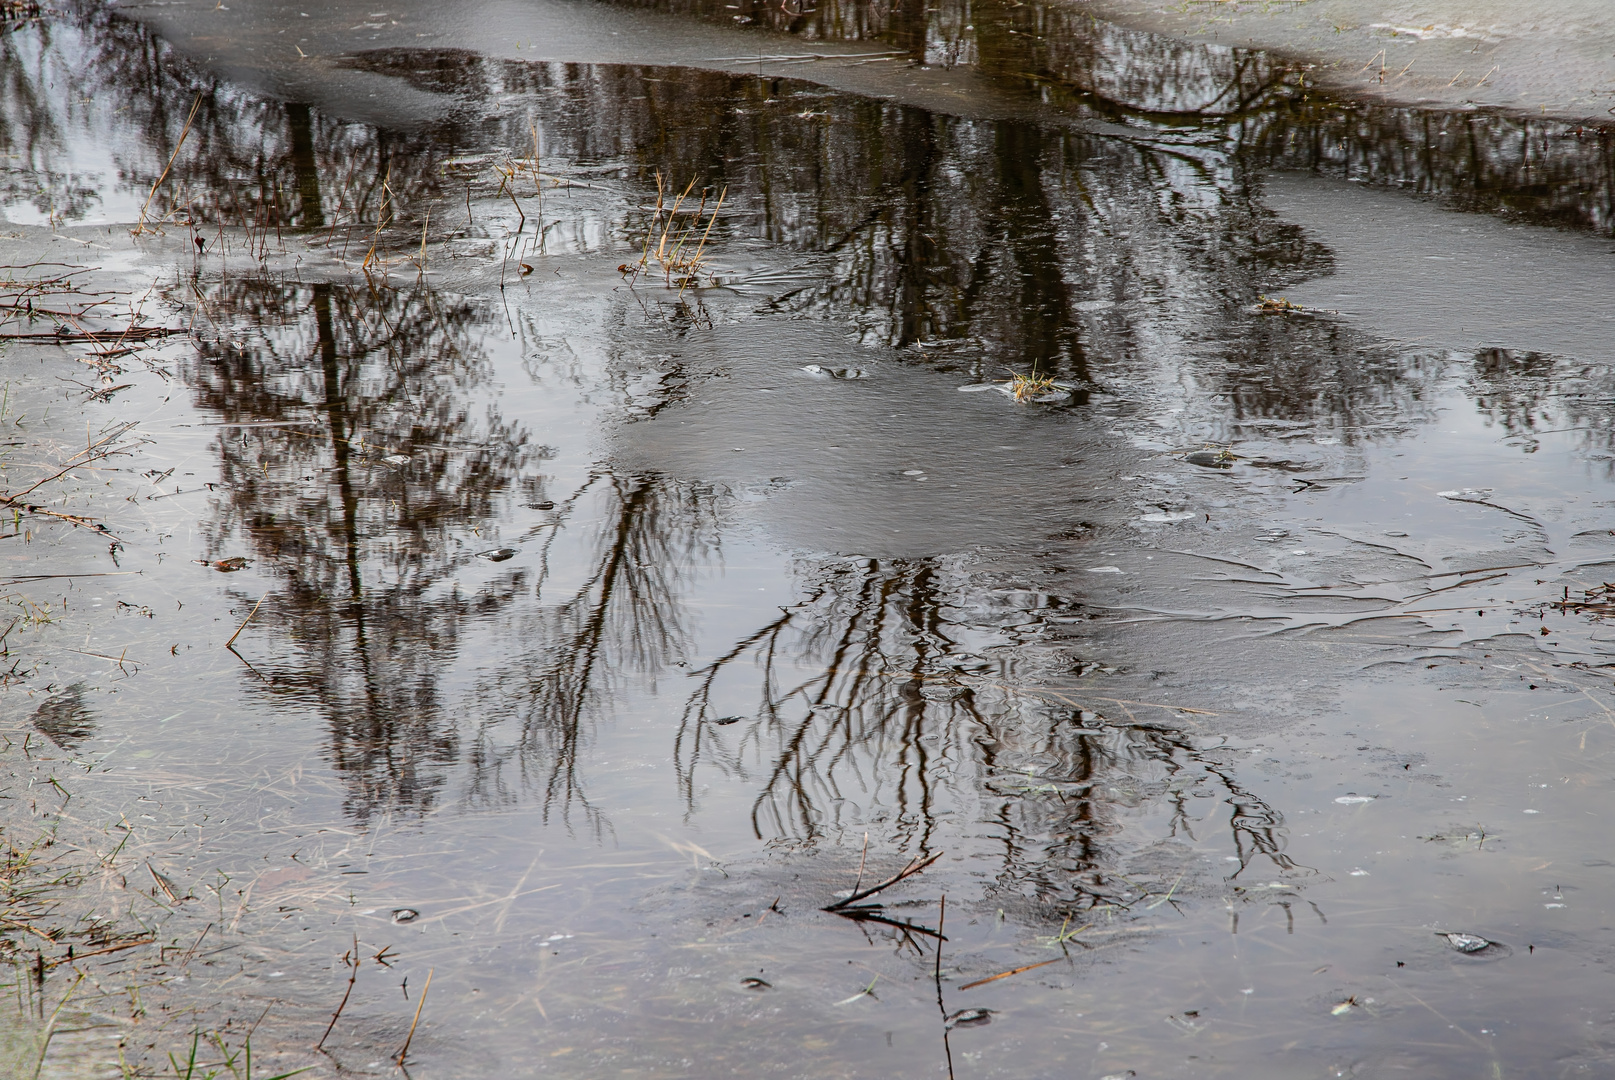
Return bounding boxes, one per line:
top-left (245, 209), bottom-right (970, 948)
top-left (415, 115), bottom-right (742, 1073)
top-left (958, 957), bottom-right (1062, 991)
top-left (397, 967), bottom-right (432, 1065)
top-left (224, 592), bottom-right (268, 649)
top-left (4, 421), bottom-right (136, 504)
top-left (830, 909), bottom-right (944, 938)
top-left (133, 95), bottom-right (203, 235)
top-left (316, 933), bottom-right (360, 1050)
top-left (824, 851), bottom-right (943, 911)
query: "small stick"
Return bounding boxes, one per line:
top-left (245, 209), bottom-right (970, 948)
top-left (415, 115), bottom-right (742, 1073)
top-left (1474, 65), bottom-right (1499, 87)
top-left (397, 967), bottom-right (432, 1065)
top-left (852, 832), bottom-right (869, 897)
top-left (225, 592), bottom-right (268, 649)
top-left (506, 187), bottom-right (526, 234)
top-left (43, 935), bottom-right (152, 968)
top-left (317, 933), bottom-right (360, 1051)
top-left (147, 862), bottom-right (182, 903)
top-left (935, 894), bottom-right (953, 1080)
top-left (824, 851), bottom-right (943, 910)
top-left (755, 896), bottom-right (781, 927)
top-left (958, 957), bottom-right (1061, 991)
top-left (178, 922), bottom-right (213, 966)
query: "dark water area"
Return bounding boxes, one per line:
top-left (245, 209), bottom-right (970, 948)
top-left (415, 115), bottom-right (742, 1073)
top-left (5, 1), bottom-right (1615, 1077)
top-left (601, 0), bottom-right (1615, 231)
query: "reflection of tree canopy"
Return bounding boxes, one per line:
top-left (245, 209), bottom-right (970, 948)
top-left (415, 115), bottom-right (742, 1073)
top-left (595, 0), bottom-right (1615, 233)
top-left (1468, 348), bottom-right (1615, 465)
top-left (462, 473), bottom-right (720, 834)
top-left (1, 3), bottom-right (443, 228)
top-left (341, 49), bottom-right (1597, 440)
top-left (185, 268), bottom-right (718, 829)
top-left (24, 0), bottom-right (1611, 848)
top-left (676, 556), bottom-right (1297, 909)
top-left (0, 19), bottom-right (102, 220)
top-left (11, 2), bottom-right (1610, 421)
top-left (183, 276), bottom-right (530, 818)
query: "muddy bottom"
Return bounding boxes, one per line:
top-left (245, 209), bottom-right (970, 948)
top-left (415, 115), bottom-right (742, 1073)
top-left (4, 1), bottom-right (1615, 1078)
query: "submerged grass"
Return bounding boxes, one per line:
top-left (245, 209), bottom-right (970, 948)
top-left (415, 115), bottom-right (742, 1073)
top-left (163, 1031), bottom-right (311, 1080)
top-left (0, 726), bottom-right (344, 1079)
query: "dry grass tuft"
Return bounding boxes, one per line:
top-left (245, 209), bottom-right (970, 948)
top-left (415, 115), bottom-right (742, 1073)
top-left (1007, 371), bottom-right (1059, 402)
top-left (1256, 294), bottom-right (1303, 313)
top-left (630, 173), bottom-right (727, 294)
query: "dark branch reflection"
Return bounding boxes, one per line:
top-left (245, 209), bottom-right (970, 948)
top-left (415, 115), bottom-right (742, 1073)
top-left (8, 0), bottom-right (1602, 898)
top-left (0, 4), bottom-right (441, 231)
top-left (600, 0), bottom-right (1615, 232)
top-left (462, 472), bottom-right (721, 835)
top-left (183, 275), bottom-right (530, 819)
top-left (1461, 347), bottom-right (1615, 480)
top-left (10, 6), bottom-right (1612, 438)
top-left (676, 557), bottom-right (1299, 910)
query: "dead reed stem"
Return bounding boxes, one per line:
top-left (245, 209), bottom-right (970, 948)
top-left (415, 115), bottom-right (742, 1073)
top-left (416, 209), bottom-right (429, 276)
top-left (360, 167), bottom-right (394, 272)
top-left (133, 95), bottom-right (203, 236)
top-left (396, 967), bottom-right (432, 1065)
top-left (530, 122), bottom-right (544, 254)
top-left (958, 957), bottom-right (1062, 991)
top-left (224, 592), bottom-right (268, 649)
top-left (678, 186), bottom-right (726, 296)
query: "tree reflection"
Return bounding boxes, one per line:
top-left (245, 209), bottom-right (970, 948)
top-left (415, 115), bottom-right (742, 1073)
top-left (1, 4), bottom-right (442, 231)
top-left (184, 275), bottom-right (528, 819)
top-left (461, 472), bottom-right (720, 835)
top-left (186, 259), bottom-right (719, 829)
top-left (331, 49), bottom-right (1557, 435)
top-left (12, 2), bottom-right (1610, 441)
top-left (1468, 347), bottom-right (1615, 464)
top-left (19, 0), bottom-right (1612, 869)
top-left (676, 556), bottom-right (1299, 910)
top-left (599, 0), bottom-right (1615, 233)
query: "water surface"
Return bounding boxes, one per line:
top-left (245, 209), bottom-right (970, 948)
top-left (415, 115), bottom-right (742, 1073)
top-left (5, 3), bottom-right (1615, 1077)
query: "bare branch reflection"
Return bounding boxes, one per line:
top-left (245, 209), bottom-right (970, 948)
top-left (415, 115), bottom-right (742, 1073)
top-left (465, 472), bottom-right (720, 834)
top-left (677, 556), bottom-right (1300, 910)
